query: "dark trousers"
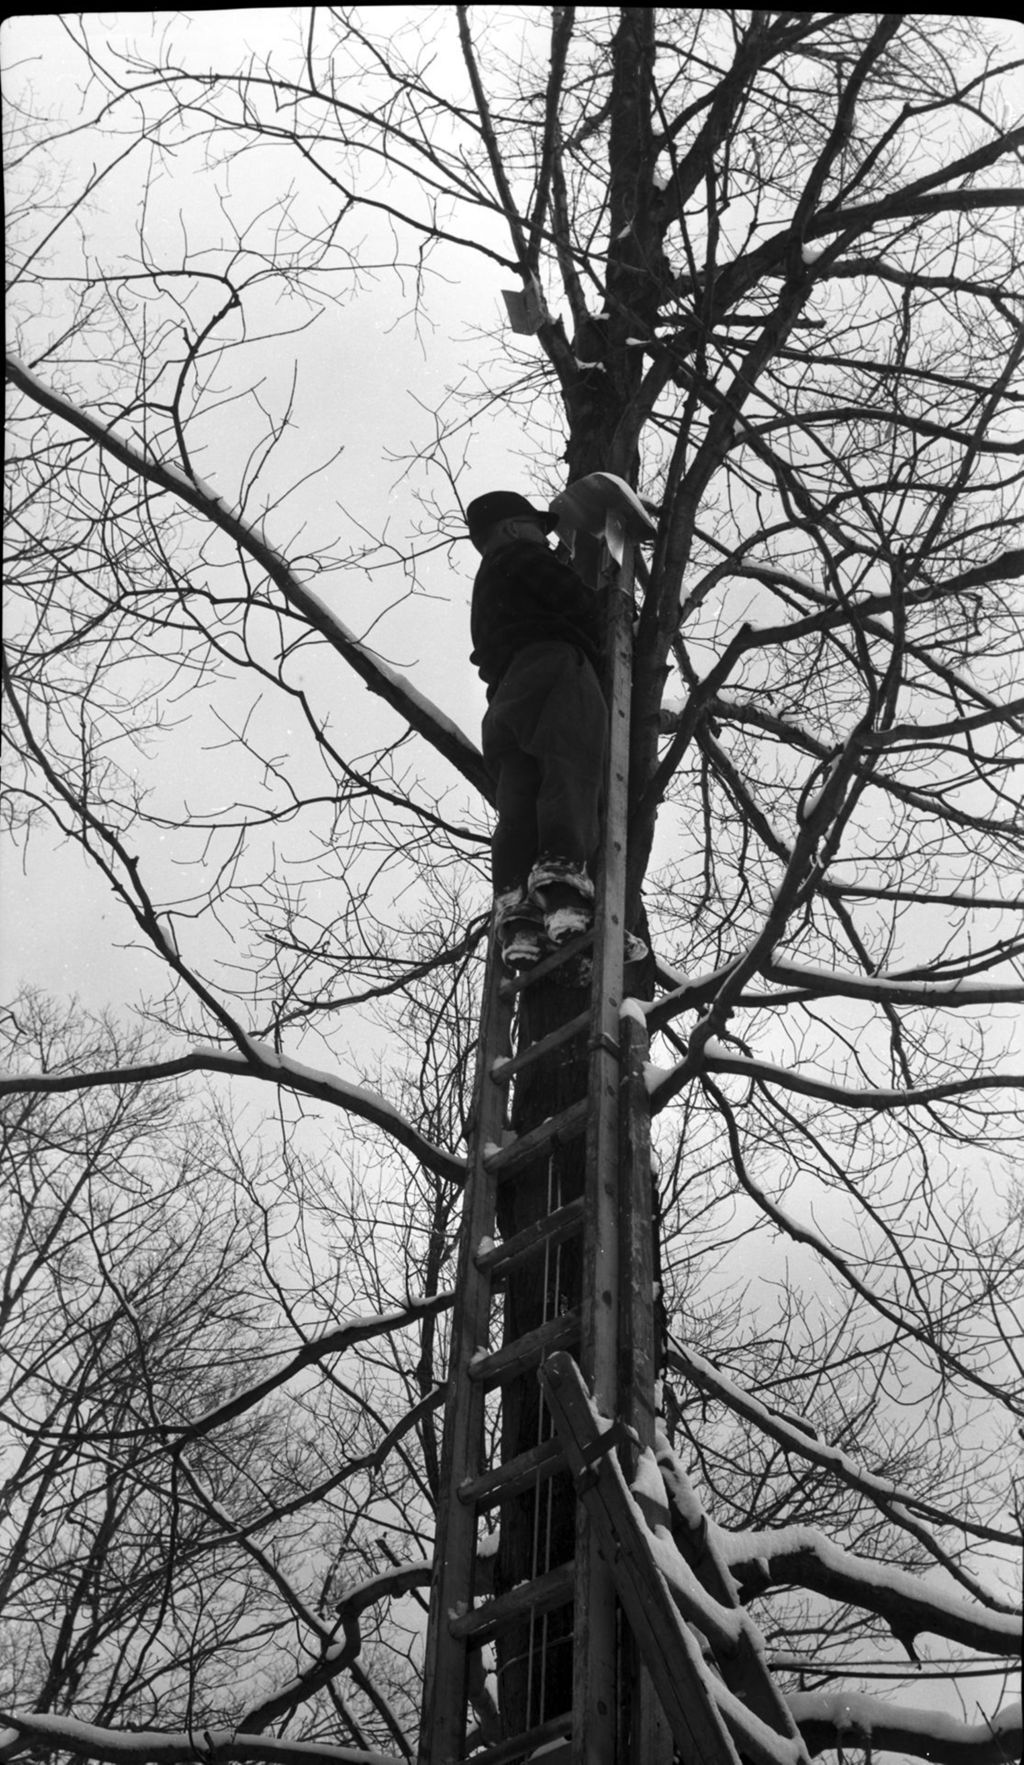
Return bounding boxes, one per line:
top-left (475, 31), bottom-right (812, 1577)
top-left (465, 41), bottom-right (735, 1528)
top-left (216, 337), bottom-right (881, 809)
top-left (481, 641), bottom-right (608, 892)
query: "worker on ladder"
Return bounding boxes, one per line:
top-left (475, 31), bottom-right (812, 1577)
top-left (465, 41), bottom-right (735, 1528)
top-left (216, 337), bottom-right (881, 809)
top-left (466, 476), bottom-right (656, 973)
top-left (467, 489), bottom-right (607, 970)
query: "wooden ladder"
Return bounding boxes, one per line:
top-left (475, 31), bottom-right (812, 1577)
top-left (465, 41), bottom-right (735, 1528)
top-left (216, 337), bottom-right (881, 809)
top-left (418, 535), bottom-right (802, 1764)
top-left (418, 539), bottom-right (668, 1764)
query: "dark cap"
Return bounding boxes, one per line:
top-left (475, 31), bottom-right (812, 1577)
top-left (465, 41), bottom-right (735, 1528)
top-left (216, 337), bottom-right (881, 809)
top-left (465, 491), bottom-right (556, 542)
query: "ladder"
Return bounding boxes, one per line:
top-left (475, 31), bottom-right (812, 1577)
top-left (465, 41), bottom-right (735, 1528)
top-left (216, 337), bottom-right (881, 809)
top-left (417, 538), bottom-right (808, 1765)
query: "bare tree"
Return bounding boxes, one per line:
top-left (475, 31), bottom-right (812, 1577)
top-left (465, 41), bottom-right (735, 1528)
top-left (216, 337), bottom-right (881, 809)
top-left (3, 9), bottom-right (1023, 1762)
top-left (0, 992), bottom-right (450, 1755)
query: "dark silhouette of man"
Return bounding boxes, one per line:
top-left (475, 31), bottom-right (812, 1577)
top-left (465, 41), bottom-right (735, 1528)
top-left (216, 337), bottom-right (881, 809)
top-left (467, 490), bottom-right (607, 968)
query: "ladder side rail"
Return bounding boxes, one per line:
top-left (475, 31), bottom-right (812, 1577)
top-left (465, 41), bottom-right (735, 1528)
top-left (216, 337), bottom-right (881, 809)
top-left (618, 1005), bottom-right (673, 1762)
top-left (543, 1353), bottom-right (745, 1765)
top-left (656, 1441), bottom-right (814, 1758)
top-left (417, 935), bottom-right (513, 1765)
top-left (572, 539), bottom-right (635, 1765)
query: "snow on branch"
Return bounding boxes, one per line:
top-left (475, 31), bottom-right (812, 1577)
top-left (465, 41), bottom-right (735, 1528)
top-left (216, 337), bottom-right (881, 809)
top-left (647, 958), bottom-right (1024, 1033)
top-left (712, 1523), bottom-right (1021, 1658)
top-left (667, 1341), bottom-right (1022, 1560)
top-left (175, 1304), bottom-right (451, 1447)
top-left (3, 354), bottom-right (490, 800)
top-left (240, 1561), bottom-right (432, 1731)
top-left (0, 1042), bottom-right (466, 1186)
top-left (762, 960), bottom-right (1024, 1009)
top-left (647, 1044), bottom-right (1023, 1117)
top-left (0, 1712), bottom-right (402, 1765)
top-left (789, 1691), bottom-right (1022, 1765)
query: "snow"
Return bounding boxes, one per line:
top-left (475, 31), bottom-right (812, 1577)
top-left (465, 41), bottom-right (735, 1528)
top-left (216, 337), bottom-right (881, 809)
top-left (654, 958), bottom-right (740, 997)
top-left (0, 1042), bottom-right (467, 1192)
top-left (6, 354), bottom-right (65, 405)
top-left (8, 355), bottom-right (479, 767)
top-left (155, 458), bottom-right (198, 490)
top-left (166, 1041), bottom-right (466, 1183)
top-left (245, 1040), bottom-right (404, 1120)
top-left (768, 958), bottom-right (1024, 1005)
top-left (155, 914), bottom-right (179, 957)
top-left (295, 576), bottom-right (477, 750)
top-left (788, 1690), bottom-right (1022, 1748)
top-left (801, 242), bottom-right (826, 264)
top-left (649, 1041), bottom-right (1024, 1113)
top-left (669, 1341), bottom-right (1024, 1617)
top-left (654, 1432), bottom-right (705, 1531)
top-left (711, 1682), bottom-right (804, 1765)
top-left (620, 996), bottom-right (648, 1029)
top-left (477, 1236), bottom-right (495, 1256)
top-left (630, 1444), bottom-right (667, 1509)
top-left (713, 1522), bottom-right (1023, 1643)
top-left (0, 1712), bottom-right (403, 1765)
top-left (476, 1528), bottom-right (499, 1557)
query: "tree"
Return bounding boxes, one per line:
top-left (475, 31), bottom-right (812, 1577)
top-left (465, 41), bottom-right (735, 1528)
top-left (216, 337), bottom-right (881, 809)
top-left (0, 991), bottom-right (445, 1756)
top-left (3, 8), bottom-right (1023, 1762)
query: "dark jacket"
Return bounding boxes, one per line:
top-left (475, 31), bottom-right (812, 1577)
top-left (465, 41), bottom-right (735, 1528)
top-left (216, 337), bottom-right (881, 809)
top-left (470, 539), bottom-right (603, 695)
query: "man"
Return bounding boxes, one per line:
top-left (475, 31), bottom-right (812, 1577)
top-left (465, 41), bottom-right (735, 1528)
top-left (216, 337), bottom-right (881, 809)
top-left (467, 490), bottom-right (608, 969)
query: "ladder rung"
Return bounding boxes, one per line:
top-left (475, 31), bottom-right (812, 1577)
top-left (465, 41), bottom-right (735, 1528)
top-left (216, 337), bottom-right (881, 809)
top-left (468, 1311), bottom-right (581, 1388)
top-left (490, 1009), bottom-right (590, 1084)
top-left (475, 1197), bottom-right (585, 1280)
top-left (459, 1436), bottom-right (566, 1511)
top-left (449, 1559), bottom-right (574, 1644)
top-left (483, 1099), bottom-right (589, 1178)
top-left (498, 929), bottom-right (594, 997)
top-left (464, 1712), bottom-right (573, 1765)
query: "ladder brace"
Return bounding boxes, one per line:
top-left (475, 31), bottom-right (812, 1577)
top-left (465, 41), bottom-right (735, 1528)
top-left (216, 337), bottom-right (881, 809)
top-left (540, 1351), bottom-right (812, 1765)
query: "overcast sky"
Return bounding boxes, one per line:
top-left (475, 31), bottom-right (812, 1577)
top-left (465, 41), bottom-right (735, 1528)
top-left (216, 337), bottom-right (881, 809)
top-left (1, 9), bottom-right (555, 1015)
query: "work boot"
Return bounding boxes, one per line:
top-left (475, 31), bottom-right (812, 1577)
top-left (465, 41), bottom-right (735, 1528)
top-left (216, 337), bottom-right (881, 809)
top-left (528, 857), bottom-right (594, 947)
top-left (528, 855), bottom-right (595, 902)
top-left (624, 930), bottom-right (648, 963)
top-left (494, 887), bottom-right (546, 972)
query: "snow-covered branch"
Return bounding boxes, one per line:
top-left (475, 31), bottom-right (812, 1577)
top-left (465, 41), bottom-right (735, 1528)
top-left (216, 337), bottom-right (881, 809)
top-left (0, 1715), bottom-right (402, 1765)
top-left (762, 961), bottom-right (1024, 1009)
top-left (646, 960), bottom-right (1024, 1032)
top-left (0, 1044), bottom-right (466, 1185)
top-left (666, 1341), bottom-right (1022, 1558)
top-left (654, 1430), bottom-right (1020, 1663)
top-left (647, 1046), bottom-right (1023, 1117)
top-left (241, 1561), bottom-right (432, 1730)
top-left (788, 1691), bottom-right (1022, 1765)
top-left (700, 1071), bottom-right (1022, 1427)
top-left (715, 1524), bottom-right (1021, 1658)
top-left (4, 353), bottom-right (490, 800)
top-left (175, 1303), bottom-right (451, 1448)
